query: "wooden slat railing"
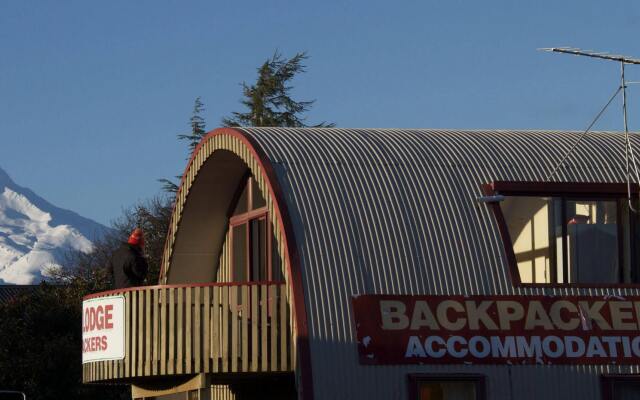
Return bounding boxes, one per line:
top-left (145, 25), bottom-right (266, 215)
top-left (82, 282), bottom-right (292, 383)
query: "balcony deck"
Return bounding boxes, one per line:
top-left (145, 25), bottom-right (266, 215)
top-left (82, 282), bottom-right (293, 383)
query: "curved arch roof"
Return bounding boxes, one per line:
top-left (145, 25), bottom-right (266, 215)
top-left (231, 128), bottom-right (640, 398)
top-left (236, 128), bottom-right (638, 292)
top-left (166, 128), bottom-right (640, 399)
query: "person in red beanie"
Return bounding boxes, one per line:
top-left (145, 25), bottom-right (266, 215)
top-left (110, 228), bottom-right (149, 288)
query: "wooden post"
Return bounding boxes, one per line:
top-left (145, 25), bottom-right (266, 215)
top-left (131, 291), bottom-right (137, 377)
top-left (121, 294), bottom-right (127, 377)
top-left (280, 284), bottom-right (288, 371)
top-left (160, 288), bottom-right (167, 375)
top-left (153, 288), bottom-right (159, 375)
top-left (177, 288), bottom-right (184, 374)
top-left (168, 288), bottom-right (175, 375)
top-left (231, 286), bottom-right (238, 372)
top-left (194, 286), bottom-right (201, 373)
top-left (203, 286), bottom-right (211, 373)
top-left (221, 285), bottom-right (229, 373)
top-left (251, 285), bottom-right (258, 372)
top-left (241, 286), bottom-right (249, 372)
top-left (212, 286), bottom-right (220, 373)
top-left (270, 284), bottom-right (278, 371)
top-left (261, 285), bottom-right (268, 371)
top-left (186, 286), bottom-right (192, 374)
top-left (145, 288), bottom-right (151, 375)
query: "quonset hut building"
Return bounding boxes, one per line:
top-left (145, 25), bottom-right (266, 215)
top-left (82, 128), bottom-right (640, 400)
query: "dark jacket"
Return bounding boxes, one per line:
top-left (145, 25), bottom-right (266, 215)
top-left (111, 243), bottom-right (148, 288)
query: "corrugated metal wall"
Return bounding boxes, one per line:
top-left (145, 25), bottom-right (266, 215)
top-left (237, 128), bottom-right (640, 400)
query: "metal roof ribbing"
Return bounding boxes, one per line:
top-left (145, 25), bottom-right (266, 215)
top-left (0, 285), bottom-right (38, 303)
top-left (235, 128), bottom-right (640, 400)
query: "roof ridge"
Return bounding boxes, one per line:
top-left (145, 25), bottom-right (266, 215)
top-left (236, 127), bottom-right (637, 135)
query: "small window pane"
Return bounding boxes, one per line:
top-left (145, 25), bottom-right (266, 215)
top-left (233, 181), bottom-right (249, 216)
top-left (566, 199), bottom-right (619, 283)
top-left (272, 233), bottom-right (283, 281)
top-left (251, 177), bottom-right (266, 210)
top-left (232, 224), bottom-right (247, 282)
top-left (501, 196), bottom-right (553, 283)
top-left (416, 381), bottom-right (477, 400)
top-left (250, 218), bottom-right (267, 281)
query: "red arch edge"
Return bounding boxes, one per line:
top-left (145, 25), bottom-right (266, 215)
top-left (160, 127), bottom-right (314, 400)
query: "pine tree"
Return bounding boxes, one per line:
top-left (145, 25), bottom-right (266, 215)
top-left (178, 96), bottom-right (207, 154)
top-left (159, 97), bottom-right (207, 193)
top-left (222, 51), bottom-right (334, 128)
top-left (158, 177), bottom-right (179, 194)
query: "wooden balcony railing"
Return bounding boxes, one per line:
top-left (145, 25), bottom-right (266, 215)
top-left (82, 282), bottom-right (293, 383)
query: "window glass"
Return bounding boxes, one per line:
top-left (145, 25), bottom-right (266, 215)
top-left (233, 183), bottom-right (249, 216)
top-left (501, 196), bottom-right (632, 284)
top-left (611, 380), bottom-right (640, 400)
top-left (250, 218), bottom-right (267, 281)
top-left (416, 381), bottom-right (477, 400)
top-left (251, 177), bottom-right (266, 209)
top-left (232, 224), bottom-right (247, 282)
top-left (566, 199), bottom-right (618, 283)
top-left (501, 196), bottom-right (553, 283)
top-left (227, 174), bottom-right (284, 283)
top-left (272, 237), bottom-right (283, 282)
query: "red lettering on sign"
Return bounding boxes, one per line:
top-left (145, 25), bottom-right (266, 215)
top-left (104, 304), bottom-right (113, 329)
top-left (82, 335), bottom-right (110, 353)
top-left (83, 303), bottom-right (117, 333)
top-left (96, 305), bottom-right (104, 330)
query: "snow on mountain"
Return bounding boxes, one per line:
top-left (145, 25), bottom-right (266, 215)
top-left (0, 166), bottom-right (111, 284)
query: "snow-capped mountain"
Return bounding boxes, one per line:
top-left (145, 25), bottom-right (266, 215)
top-left (0, 166), bottom-right (110, 284)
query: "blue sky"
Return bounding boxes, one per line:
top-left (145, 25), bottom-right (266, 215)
top-left (1, 0), bottom-right (640, 225)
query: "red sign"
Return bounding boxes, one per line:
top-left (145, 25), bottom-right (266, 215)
top-left (352, 295), bottom-right (640, 365)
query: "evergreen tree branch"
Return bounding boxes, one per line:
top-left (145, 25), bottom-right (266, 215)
top-left (221, 51), bottom-right (334, 128)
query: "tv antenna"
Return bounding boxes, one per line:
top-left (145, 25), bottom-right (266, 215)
top-left (540, 47), bottom-right (640, 212)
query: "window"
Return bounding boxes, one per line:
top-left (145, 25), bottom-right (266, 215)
top-left (602, 376), bottom-right (640, 400)
top-left (488, 182), bottom-right (640, 285)
top-left (229, 176), bottom-right (283, 282)
top-left (408, 375), bottom-right (485, 400)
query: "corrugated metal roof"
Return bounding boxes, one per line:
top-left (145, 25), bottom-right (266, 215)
top-left (0, 284), bottom-right (38, 303)
top-left (232, 128), bottom-right (640, 400)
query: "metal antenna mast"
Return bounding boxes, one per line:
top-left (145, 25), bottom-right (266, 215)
top-left (540, 47), bottom-right (640, 212)
top-left (540, 47), bottom-right (640, 65)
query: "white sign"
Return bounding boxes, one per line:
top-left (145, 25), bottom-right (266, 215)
top-left (82, 295), bottom-right (125, 363)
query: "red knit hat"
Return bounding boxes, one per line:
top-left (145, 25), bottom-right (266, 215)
top-left (128, 228), bottom-right (145, 248)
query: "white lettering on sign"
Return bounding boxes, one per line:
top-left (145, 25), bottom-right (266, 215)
top-left (354, 295), bottom-right (640, 365)
top-left (82, 296), bottom-right (125, 363)
top-left (403, 335), bottom-right (640, 361)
